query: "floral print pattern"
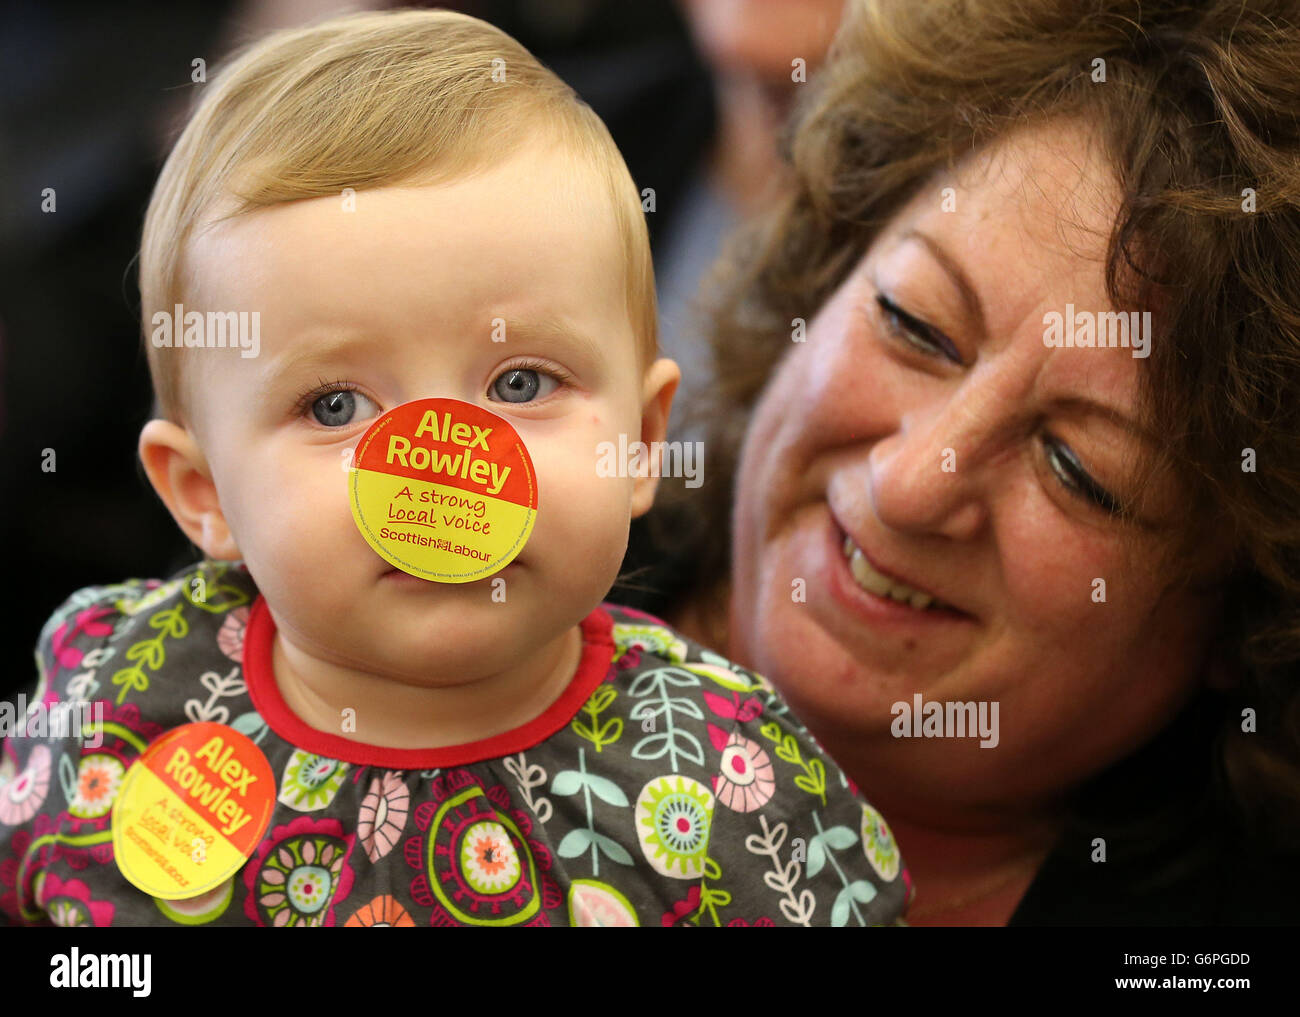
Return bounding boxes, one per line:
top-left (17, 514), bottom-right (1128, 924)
top-left (38, 871), bottom-right (114, 927)
top-left (243, 816), bottom-right (355, 927)
top-left (68, 754), bottom-right (125, 820)
top-left (1, 565), bottom-right (908, 927)
top-left (278, 750), bottom-right (349, 812)
top-left (861, 802), bottom-right (901, 881)
top-left (635, 775), bottom-right (714, 879)
top-left (405, 773), bottom-right (559, 927)
top-left (216, 607), bottom-right (249, 662)
top-left (0, 746), bottom-right (50, 826)
top-left (713, 732), bottom-right (776, 813)
top-left (568, 879), bottom-right (639, 927)
top-left (357, 771), bottom-right (409, 863)
top-left (346, 894), bottom-right (415, 927)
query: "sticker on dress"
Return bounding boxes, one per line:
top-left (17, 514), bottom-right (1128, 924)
top-left (111, 722), bottom-right (275, 900)
top-left (348, 397), bottom-right (538, 583)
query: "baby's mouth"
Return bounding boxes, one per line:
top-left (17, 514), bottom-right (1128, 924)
top-left (380, 560), bottom-right (522, 583)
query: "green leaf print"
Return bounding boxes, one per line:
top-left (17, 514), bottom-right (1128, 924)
top-left (759, 724), bottom-right (828, 805)
top-left (628, 668), bottom-right (706, 769)
top-left (583, 773), bottom-right (629, 808)
top-left (549, 748), bottom-right (631, 877)
top-left (591, 833), bottom-right (632, 866)
top-left (832, 882), bottom-right (879, 928)
top-left (571, 684), bottom-right (623, 752)
top-left (230, 711), bottom-right (268, 745)
top-left (111, 603), bottom-right (188, 704)
top-left (551, 766), bottom-right (631, 807)
top-left (796, 758), bottom-right (827, 806)
top-left (811, 811), bottom-right (871, 927)
top-left (550, 770), bottom-right (584, 797)
top-left (183, 562), bottom-right (252, 614)
top-left (689, 856), bottom-right (732, 927)
top-left (557, 828), bottom-right (594, 858)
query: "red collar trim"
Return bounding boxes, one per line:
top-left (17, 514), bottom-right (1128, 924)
top-left (243, 596), bottom-right (615, 768)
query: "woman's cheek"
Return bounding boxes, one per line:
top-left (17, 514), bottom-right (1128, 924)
top-left (998, 504), bottom-right (1123, 635)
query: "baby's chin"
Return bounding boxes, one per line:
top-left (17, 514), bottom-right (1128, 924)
top-left (279, 580), bottom-right (592, 681)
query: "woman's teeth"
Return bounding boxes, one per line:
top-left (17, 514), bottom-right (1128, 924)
top-left (841, 535), bottom-right (942, 611)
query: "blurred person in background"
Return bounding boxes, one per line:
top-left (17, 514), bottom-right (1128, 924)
top-left (659, 0), bottom-right (845, 435)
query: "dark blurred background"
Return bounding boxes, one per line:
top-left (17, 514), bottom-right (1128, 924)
top-left (0, 0), bottom-right (844, 699)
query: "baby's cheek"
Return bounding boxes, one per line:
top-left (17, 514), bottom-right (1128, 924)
top-left (226, 456), bottom-right (360, 585)
top-left (541, 466), bottom-right (629, 574)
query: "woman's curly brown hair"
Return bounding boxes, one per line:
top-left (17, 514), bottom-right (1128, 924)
top-left (644, 0), bottom-right (1300, 856)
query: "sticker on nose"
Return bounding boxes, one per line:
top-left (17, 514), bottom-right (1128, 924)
top-left (348, 398), bottom-right (537, 583)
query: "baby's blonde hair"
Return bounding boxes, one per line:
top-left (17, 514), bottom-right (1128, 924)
top-left (139, 8), bottom-right (657, 423)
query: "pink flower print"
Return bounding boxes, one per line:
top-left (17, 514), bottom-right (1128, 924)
top-left (712, 733), bottom-right (776, 813)
top-left (39, 872), bottom-right (115, 927)
top-left (243, 816), bottom-right (355, 927)
top-left (0, 745), bottom-right (51, 825)
top-left (661, 884), bottom-right (702, 927)
top-left (357, 772), bottom-right (410, 863)
top-left (216, 607), bottom-right (250, 662)
top-left (49, 606), bottom-right (115, 676)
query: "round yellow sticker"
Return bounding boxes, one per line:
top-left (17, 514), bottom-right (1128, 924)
top-left (112, 723), bottom-right (275, 900)
top-left (349, 398), bottom-right (538, 583)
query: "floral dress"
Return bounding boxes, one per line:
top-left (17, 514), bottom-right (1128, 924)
top-left (0, 561), bottom-right (911, 927)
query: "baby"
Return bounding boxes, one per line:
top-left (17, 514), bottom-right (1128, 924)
top-left (0, 9), bottom-right (908, 927)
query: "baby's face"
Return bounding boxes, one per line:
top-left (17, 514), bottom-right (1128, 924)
top-left (180, 143), bottom-right (654, 682)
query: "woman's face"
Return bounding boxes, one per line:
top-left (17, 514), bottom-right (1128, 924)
top-left (731, 120), bottom-right (1223, 818)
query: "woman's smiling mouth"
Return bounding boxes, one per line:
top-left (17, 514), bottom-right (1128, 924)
top-left (841, 533), bottom-right (951, 611)
top-left (823, 513), bottom-right (975, 627)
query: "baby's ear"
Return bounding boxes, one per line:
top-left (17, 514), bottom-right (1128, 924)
top-left (138, 420), bottom-right (241, 560)
top-left (629, 358), bottom-right (681, 518)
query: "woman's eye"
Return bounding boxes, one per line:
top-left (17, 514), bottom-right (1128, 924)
top-left (876, 294), bottom-right (963, 365)
top-left (1042, 436), bottom-right (1121, 515)
top-left (310, 389), bottom-right (378, 427)
top-left (489, 368), bottom-right (559, 404)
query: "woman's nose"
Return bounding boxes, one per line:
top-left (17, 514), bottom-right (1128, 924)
top-left (866, 380), bottom-right (1008, 541)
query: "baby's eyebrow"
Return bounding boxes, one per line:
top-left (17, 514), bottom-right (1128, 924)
top-left (494, 316), bottom-right (606, 364)
top-left (256, 332), bottom-right (392, 396)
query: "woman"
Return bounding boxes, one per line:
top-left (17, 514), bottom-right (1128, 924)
top-left (646, 0), bottom-right (1300, 924)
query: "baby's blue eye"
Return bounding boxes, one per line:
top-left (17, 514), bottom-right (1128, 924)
top-left (312, 389), bottom-right (376, 426)
top-left (490, 369), bottom-right (558, 403)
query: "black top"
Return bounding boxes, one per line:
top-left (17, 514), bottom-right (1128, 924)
top-left (1009, 688), bottom-right (1298, 926)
